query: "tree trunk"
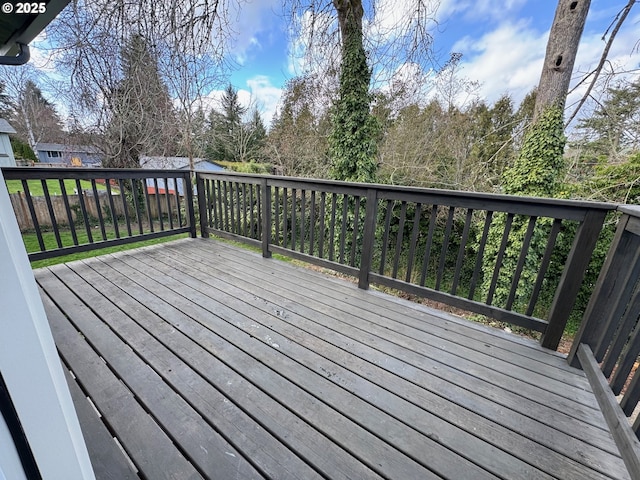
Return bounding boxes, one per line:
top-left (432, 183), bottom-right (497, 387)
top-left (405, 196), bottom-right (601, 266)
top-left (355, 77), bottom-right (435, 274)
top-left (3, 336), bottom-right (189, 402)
top-left (333, 0), bottom-right (364, 50)
top-left (533, 0), bottom-right (591, 122)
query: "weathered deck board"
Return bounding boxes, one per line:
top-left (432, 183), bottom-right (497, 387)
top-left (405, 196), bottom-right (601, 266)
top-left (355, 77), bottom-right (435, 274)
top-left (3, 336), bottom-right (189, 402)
top-left (34, 238), bottom-right (629, 480)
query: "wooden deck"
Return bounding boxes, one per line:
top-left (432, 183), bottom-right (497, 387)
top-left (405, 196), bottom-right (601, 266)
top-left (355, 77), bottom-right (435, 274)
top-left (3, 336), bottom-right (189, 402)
top-left (35, 238), bottom-right (629, 480)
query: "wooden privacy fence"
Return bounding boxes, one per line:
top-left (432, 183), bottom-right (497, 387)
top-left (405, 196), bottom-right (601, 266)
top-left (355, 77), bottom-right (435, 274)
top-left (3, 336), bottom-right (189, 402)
top-left (196, 171), bottom-right (618, 351)
top-left (10, 191), bottom-right (179, 231)
top-left (2, 167), bottom-right (196, 261)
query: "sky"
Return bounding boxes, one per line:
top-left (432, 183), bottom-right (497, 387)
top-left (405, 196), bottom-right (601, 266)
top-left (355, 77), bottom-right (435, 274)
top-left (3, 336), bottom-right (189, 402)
top-left (28, 0), bottom-right (640, 128)
top-left (211, 0), bottom-right (640, 127)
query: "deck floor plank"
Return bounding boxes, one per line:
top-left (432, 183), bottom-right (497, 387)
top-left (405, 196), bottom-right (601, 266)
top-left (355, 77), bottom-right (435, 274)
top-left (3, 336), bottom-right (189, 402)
top-left (143, 241), bottom-right (624, 478)
top-left (168, 241), bottom-right (609, 431)
top-left (87, 253), bottom-right (475, 480)
top-left (59, 259), bottom-right (377, 480)
top-left (39, 289), bottom-right (204, 480)
top-left (34, 238), bottom-right (630, 480)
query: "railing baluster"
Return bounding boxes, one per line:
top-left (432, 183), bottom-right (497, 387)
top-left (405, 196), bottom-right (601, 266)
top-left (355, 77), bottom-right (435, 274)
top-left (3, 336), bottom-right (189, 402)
top-left (41, 179), bottom-right (63, 248)
top-left (59, 179), bottom-right (79, 245)
top-left (144, 178), bottom-right (155, 233)
top-left (451, 208), bottom-right (473, 295)
top-left (291, 188), bottom-right (297, 251)
top-left (318, 191), bottom-right (326, 258)
top-left (349, 196), bottom-right (360, 267)
top-left (119, 178), bottom-right (132, 237)
top-left (379, 199), bottom-right (394, 275)
top-left (469, 211), bottom-right (493, 300)
top-left (486, 212), bottom-right (514, 305)
top-left (91, 178), bottom-right (108, 240)
top-left (339, 194), bottom-right (348, 264)
top-left (22, 180), bottom-right (45, 251)
top-left (329, 193), bottom-right (337, 262)
top-left (104, 180), bottom-right (120, 239)
top-left (76, 179), bottom-right (94, 242)
top-left (283, 187), bottom-right (289, 249)
top-left (506, 216), bottom-right (537, 311)
top-left (392, 201), bottom-right (407, 279)
top-left (310, 190), bottom-right (317, 256)
top-left (300, 189), bottom-right (306, 254)
top-left (164, 177), bottom-right (174, 230)
top-left (274, 187), bottom-right (281, 246)
top-left (526, 218), bottom-right (562, 316)
top-left (405, 203), bottom-right (422, 283)
top-left (605, 286), bottom-right (640, 388)
top-left (435, 207), bottom-right (455, 291)
top-left (419, 205), bottom-right (438, 287)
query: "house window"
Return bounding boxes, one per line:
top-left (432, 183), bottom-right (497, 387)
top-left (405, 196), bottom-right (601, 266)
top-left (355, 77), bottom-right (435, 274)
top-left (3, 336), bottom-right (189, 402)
top-left (46, 151), bottom-right (61, 158)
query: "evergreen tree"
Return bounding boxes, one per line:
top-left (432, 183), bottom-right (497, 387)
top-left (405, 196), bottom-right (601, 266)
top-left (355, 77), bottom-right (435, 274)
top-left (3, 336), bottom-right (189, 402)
top-left (104, 34), bottom-right (177, 168)
top-left (206, 84), bottom-right (247, 162)
top-left (575, 79), bottom-right (640, 160)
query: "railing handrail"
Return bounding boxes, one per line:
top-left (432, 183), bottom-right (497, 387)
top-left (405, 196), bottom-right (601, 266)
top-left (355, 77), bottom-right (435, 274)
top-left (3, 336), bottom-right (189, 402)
top-left (197, 170), bottom-right (617, 216)
top-left (2, 166), bottom-right (191, 179)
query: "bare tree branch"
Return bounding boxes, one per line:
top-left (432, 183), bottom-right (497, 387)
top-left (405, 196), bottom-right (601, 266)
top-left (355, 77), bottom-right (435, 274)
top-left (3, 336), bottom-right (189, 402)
top-left (565, 0), bottom-right (637, 127)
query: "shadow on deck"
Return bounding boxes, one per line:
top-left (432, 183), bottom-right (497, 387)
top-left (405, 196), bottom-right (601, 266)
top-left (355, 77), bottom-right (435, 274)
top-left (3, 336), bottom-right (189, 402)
top-left (36, 238), bottom-right (627, 480)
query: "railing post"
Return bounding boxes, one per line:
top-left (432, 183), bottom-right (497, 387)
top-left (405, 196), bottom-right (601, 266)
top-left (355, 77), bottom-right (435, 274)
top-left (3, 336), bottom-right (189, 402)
top-left (358, 188), bottom-right (378, 290)
top-left (185, 171), bottom-right (197, 238)
top-left (261, 178), bottom-right (272, 258)
top-left (541, 209), bottom-right (607, 350)
top-left (195, 172), bottom-right (208, 238)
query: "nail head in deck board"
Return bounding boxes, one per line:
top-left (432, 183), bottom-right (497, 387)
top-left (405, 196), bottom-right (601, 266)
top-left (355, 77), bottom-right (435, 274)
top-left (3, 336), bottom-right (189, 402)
top-left (34, 238), bottom-right (631, 480)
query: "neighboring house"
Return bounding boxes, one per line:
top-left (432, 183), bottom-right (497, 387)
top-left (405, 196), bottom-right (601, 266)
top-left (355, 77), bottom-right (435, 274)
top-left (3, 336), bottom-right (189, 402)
top-left (140, 156), bottom-right (225, 196)
top-left (35, 142), bottom-right (103, 167)
top-left (0, 118), bottom-right (17, 167)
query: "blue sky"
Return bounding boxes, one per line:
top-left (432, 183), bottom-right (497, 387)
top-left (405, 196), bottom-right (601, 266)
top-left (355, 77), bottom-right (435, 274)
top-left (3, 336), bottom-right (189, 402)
top-left (209, 0), bottom-right (640, 127)
top-left (28, 0), bottom-right (640, 127)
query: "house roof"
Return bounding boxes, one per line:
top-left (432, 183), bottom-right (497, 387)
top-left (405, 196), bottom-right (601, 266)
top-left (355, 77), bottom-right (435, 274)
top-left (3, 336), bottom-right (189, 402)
top-left (0, 0), bottom-right (70, 61)
top-left (0, 118), bottom-right (16, 134)
top-left (140, 156), bottom-right (224, 171)
top-left (35, 142), bottom-right (102, 154)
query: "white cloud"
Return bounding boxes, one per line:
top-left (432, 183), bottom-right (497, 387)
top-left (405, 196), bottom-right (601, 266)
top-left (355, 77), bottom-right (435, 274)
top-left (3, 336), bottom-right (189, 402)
top-left (439, 0), bottom-right (528, 22)
top-left (453, 19), bottom-right (548, 106)
top-left (245, 75), bottom-right (283, 127)
top-left (228, 0), bottom-right (281, 65)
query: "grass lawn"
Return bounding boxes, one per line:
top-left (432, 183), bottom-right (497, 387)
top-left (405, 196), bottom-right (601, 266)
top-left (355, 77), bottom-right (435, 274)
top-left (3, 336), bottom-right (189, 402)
top-left (6, 179), bottom-right (111, 195)
top-left (24, 228), bottom-right (188, 268)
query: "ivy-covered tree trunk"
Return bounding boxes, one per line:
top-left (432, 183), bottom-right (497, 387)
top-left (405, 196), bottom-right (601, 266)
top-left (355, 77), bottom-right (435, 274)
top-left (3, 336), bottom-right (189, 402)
top-left (329, 0), bottom-right (379, 183)
top-left (480, 107), bottom-right (567, 313)
top-left (479, 0), bottom-right (591, 319)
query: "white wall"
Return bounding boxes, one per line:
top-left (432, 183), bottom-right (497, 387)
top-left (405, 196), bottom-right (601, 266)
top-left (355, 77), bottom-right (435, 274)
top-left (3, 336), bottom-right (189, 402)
top-left (0, 168), bottom-right (95, 479)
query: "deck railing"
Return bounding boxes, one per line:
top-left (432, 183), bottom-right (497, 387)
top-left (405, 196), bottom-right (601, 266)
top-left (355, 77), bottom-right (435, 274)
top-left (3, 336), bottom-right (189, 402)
top-left (2, 167), bottom-right (196, 261)
top-left (568, 205), bottom-right (640, 475)
top-left (196, 171), bottom-right (618, 350)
